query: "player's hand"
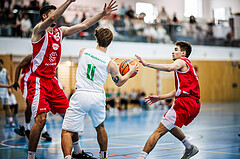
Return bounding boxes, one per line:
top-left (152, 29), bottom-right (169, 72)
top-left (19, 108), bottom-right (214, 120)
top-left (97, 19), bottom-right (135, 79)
top-left (127, 61), bottom-right (138, 75)
top-left (135, 54), bottom-right (148, 66)
top-left (12, 82), bottom-right (19, 91)
top-left (102, 0), bottom-right (118, 16)
top-left (145, 95), bottom-right (160, 105)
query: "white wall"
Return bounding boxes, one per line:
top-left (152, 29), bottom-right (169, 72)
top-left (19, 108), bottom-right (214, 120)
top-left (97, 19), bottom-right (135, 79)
top-left (0, 37), bottom-right (239, 61)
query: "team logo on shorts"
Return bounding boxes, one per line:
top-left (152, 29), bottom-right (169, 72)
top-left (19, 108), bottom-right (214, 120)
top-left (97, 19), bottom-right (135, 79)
top-left (52, 43), bottom-right (59, 50)
top-left (49, 52), bottom-right (58, 62)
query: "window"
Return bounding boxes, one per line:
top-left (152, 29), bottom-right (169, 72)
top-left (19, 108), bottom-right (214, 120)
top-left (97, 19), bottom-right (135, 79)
top-left (136, 2), bottom-right (158, 23)
top-left (184, 0), bottom-right (202, 18)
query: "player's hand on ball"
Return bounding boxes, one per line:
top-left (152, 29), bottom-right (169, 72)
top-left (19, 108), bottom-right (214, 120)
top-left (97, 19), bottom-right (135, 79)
top-left (128, 61), bottom-right (138, 76)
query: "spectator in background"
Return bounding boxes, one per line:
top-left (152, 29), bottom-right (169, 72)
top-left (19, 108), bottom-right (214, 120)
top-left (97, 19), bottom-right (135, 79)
top-left (158, 7), bottom-right (169, 24)
top-left (56, 15), bottom-right (68, 27)
top-left (0, 8), bottom-right (12, 36)
top-left (129, 88), bottom-right (139, 105)
top-left (113, 14), bottom-right (126, 36)
top-left (8, 88), bottom-right (18, 123)
top-left (120, 90), bottom-right (129, 110)
top-left (21, 13), bottom-right (32, 37)
top-left (42, 0), bottom-right (49, 7)
top-left (119, 2), bottom-right (126, 18)
top-left (172, 12), bottom-right (178, 23)
top-left (71, 14), bottom-right (80, 38)
top-left (126, 5), bottom-right (134, 19)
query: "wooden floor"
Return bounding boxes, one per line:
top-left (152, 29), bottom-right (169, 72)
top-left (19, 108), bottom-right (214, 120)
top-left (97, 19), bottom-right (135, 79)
top-left (0, 102), bottom-right (240, 159)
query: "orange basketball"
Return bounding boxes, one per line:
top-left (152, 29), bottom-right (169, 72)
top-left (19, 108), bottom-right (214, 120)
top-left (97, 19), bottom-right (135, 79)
top-left (119, 59), bottom-right (139, 78)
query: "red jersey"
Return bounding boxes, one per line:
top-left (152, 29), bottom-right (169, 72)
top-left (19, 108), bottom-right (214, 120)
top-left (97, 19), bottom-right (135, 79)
top-left (174, 58), bottom-right (200, 99)
top-left (31, 28), bottom-right (62, 78)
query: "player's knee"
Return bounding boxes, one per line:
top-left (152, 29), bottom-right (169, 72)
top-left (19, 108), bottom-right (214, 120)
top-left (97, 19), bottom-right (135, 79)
top-left (96, 122), bottom-right (105, 131)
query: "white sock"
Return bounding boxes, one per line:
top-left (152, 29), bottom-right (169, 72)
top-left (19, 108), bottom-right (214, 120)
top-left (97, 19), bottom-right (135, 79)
top-left (73, 141), bottom-right (82, 154)
top-left (64, 155), bottom-right (71, 159)
top-left (42, 125), bottom-right (47, 133)
top-left (181, 138), bottom-right (192, 149)
top-left (7, 117), bottom-right (14, 122)
top-left (28, 151), bottom-right (35, 159)
top-left (138, 151), bottom-right (148, 159)
top-left (100, 151), bottom-right (108, 159)
top-left (25, 123), bottom-right (31, 130)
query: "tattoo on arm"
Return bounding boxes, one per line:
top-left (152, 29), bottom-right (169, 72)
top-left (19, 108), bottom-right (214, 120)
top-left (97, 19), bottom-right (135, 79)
top-left (112, 76), bottom-right (119, 83)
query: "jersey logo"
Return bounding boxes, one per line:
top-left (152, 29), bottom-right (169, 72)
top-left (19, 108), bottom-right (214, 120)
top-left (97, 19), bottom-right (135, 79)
top-left (54, 32), bottom-right (60, 41)
top-left (49, 52), bottom-right (58, 62)
top-left (52, 43), bottom-right (59, 50)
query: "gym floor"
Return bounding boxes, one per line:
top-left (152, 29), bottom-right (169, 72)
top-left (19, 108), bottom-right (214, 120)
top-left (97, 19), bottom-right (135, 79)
top-left (0, 102), bottom-right (240, 159)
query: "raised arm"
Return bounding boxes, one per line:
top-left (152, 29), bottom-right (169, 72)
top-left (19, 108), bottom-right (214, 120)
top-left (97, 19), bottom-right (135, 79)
top-left (13, 54), bottom-right (32, 90)
top-left (108, 60), bottom-right (137, 87)
top-left (145, 90), bottom-right (176, 105)
top-left (61, 0), bottom-right (117, 37)
top-left (135, 54), bottom-right (185, 72)
top-left (32, 0), bottom-right (75, 40)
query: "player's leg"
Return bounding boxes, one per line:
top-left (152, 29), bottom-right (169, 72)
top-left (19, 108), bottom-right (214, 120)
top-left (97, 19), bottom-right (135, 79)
top-left (170, 126), bottom-right (199, 159)
top-left (137, 122), bottom-right (169, 159)
top-left (3, 104), bottom-right (15, 127)
top-left (95, 122), bottom-right (108, 159)
top-left (28, 112), bottom-right (47, 159)
top-left (61, 130), bottom-right (74, 158)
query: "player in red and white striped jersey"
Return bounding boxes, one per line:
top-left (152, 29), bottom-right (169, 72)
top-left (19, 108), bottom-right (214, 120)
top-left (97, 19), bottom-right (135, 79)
top-left (135, 41), bottom-right (200, 159)
top-left (26, 0), bottom-right (117, 159)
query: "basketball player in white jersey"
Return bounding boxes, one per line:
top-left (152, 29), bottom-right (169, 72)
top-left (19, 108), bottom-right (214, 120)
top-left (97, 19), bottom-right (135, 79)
top-left (0, 59), bottom-right (15, 127)
top-left (61, 28), bottom-right (138, 159)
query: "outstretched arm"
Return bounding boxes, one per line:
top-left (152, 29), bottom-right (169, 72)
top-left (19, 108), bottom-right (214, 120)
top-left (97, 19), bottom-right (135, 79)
top-left (61, 0), bottom-right (117, 37)
top-left (135, 54), bottom-right (184, 72)
top-left (108, 60), bottom-right (138, 87)
top-left (13, 54), bottom-right (32, 90)
top-left (145, 90), bottom-right (176, 105)
top-left (32, 0), bottom-right (75, 41)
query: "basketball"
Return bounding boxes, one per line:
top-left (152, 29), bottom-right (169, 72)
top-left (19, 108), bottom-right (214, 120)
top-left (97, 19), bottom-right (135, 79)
top-left (119, 59), bottom-right (139, 78)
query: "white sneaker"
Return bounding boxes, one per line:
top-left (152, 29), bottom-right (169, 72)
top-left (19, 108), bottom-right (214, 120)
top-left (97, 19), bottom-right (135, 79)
top-left (181, 145), bottom-right (199, 159)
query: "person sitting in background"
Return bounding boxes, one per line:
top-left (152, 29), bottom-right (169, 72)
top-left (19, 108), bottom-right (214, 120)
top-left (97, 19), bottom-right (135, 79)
top-left (21, 13), bottom-right (32, 37)
top-left (120, 90), bottom-right (129, 110)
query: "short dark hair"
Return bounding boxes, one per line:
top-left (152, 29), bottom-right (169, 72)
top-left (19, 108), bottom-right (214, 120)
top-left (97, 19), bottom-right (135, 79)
top-left (39, 5), bottom-right (56, 21)
top-left (0, 59), bottom-right (3, 64)
top-left (175, 41), bottom-right (192, 58)
top-left (95, 28), bottom-right (113, 48)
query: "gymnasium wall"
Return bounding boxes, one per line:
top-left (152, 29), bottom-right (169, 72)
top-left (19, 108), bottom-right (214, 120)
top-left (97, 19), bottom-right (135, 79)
top-left (1, 37), bottom-right (240, 111)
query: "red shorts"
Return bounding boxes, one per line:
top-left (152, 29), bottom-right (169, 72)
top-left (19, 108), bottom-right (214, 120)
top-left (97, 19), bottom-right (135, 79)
top-left (27, 75), bottom-right (69, 118)
top-left (164, 96), bottom-right (200, 128)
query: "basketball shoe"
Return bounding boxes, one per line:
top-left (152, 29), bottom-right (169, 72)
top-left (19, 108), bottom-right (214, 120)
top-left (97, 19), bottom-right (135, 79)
top-left (181, 145), bottom-right (199, 159)
top-left (14, 125), bottom-right (25, 136)
top-left (41, 132), bottom-right (52, 141)
top-left (72, 150), bottom-right (97, 159)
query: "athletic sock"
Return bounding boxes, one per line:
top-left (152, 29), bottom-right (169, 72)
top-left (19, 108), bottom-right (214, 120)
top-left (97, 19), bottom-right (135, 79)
top-left (181, 137), bottom-right (192, 149)
top-left (138, 151), bottom-right (148, 159)
top-left (73, 141), bottom-right (82, 154)
top-left (64, 155), bottom-right (71, 159)
top-left (100, 151), bottom-right (108, 159)
top-left (7, 117), bottom-right (14, 122)
top-left (42, 125), bottom-right (47, 133)
top-left (25, 123), bottom-right (31, 131)
top-left (28, 151), bottom-right (35, 159)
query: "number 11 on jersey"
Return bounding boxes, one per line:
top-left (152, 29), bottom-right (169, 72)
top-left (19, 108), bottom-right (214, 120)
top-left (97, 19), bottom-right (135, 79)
top-left (87, 64), bottom-right (96, 81)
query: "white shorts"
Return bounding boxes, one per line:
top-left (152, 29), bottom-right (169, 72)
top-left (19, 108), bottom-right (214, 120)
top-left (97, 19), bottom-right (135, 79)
top-left (0, 88), bottom-right (9, 105)
top-left (62, 90), bottom-right (106, 132)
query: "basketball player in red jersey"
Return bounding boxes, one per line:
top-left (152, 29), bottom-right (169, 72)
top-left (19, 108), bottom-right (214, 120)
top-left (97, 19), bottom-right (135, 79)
top-left (27, 0), bottom-right (117, 159)
top-left (135, 41), bottom-right (200, 159)
top-left (13, 54), bottom-right (52, 141)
